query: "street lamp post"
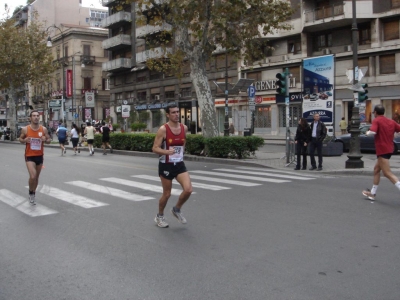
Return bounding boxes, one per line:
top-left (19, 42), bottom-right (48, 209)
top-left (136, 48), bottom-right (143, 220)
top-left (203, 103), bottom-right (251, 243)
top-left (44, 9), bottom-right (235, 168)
top-left (345, 0), bottom-right (364, 168)
top-left (46, 25), bottom-right (66, 125)
top-left (72, 52), bottom-right (84, 126)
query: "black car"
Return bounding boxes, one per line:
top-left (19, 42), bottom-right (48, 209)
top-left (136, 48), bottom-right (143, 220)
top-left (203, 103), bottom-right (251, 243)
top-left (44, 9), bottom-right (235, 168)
top-left (335, 125), bottom-right (400, 153)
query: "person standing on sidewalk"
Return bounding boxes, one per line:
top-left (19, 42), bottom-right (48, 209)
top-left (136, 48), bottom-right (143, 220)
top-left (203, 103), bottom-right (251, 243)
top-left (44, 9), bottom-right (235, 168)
top-left (152, 104), bottom-right (193, 228)
top-left (84, 121), bottom-right (95, 156)
top-left (56, 122), bottom-right (68, 156)
top-left (309, 113), bottom-right (327, 171)
top-left (100, 121), bottom-right (113, 155)
top-left (339, 117), bottom-right (347, 134)
top-left (19, 110), bottom-right (52, 205)
top-left (362, 105), bottom-right (400, 201)
top-left (294, 118), bottom-right (311, 170)
top-left (70, 123), bottom-right (80, 155)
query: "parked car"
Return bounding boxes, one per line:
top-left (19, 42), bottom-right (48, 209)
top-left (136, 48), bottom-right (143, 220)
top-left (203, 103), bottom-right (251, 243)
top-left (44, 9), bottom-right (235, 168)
top-left (335, 124), bottom-right (400, 153)
top-left (309, 93), bottom-right (319, 101)
top-left (325, 91), bottom-right (333, 96)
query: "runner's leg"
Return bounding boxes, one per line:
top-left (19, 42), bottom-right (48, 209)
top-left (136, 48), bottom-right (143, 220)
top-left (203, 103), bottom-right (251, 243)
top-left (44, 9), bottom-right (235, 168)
top-left (378, 157), bottom-right (399, 184)
top-left (175, 172), bottom-right (193, 210)
top-left (158, 176), bottom-right (173, 215)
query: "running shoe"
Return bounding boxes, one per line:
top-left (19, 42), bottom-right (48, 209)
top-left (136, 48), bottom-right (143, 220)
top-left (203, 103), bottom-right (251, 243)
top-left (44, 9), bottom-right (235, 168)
top-left (110, 148), bottom-right (113, 153)
top-left (154, 215), bottom-right (169, 228)
top-left (78, 149), bottom-right (80, 153)
top-left (362, 189), bottom-right (376, 201)
top-left (29, 194), bottom-right (36, 205)
top-left (64, 149), bottom-right (66, 154)
top-left (171, 207), bottom-right (187, 224)
top-left (103, 152), bottom-right (107, 155)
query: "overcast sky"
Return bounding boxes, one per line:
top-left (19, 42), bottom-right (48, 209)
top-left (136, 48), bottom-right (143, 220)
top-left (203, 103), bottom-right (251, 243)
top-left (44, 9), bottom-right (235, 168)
top-left (0, 0), bottom-right (104, 18)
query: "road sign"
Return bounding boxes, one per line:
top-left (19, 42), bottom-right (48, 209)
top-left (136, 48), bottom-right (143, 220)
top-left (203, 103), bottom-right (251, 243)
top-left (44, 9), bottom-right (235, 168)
top-left (255, 96), bottom-right (262, 104)
top-left (248, 86), bottom-right (256, 98)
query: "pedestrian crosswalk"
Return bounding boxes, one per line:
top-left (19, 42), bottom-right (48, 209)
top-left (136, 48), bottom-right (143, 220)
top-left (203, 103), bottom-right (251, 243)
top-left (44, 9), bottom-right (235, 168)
top-left (0, 167), bottom-right (320, 217)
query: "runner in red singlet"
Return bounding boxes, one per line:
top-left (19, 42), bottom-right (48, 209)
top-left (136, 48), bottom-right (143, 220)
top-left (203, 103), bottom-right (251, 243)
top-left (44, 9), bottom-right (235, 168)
top-left (152, 104), bottom-right (193, 228)
top-left (19, 110), bottom-right (52, 205)
top-left (362, 104), bottom-right (400, 201)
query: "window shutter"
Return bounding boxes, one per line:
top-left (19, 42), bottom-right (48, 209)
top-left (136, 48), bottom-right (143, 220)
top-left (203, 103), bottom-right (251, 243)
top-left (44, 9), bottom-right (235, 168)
top-left (246, 71), bottom-right (261, 81)
top-left (383, 20), bottom-right (399, 41)
top-left (380, 54), bottom-right (396, 74)
top-left (358, 57), bottom-right (369, 76)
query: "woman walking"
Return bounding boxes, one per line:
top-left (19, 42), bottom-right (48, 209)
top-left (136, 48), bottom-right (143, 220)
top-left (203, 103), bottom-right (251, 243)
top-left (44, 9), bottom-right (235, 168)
top-left (70, 124), bottom-right (81, 155)
top-left (294, 118), bottom-right (311, 170)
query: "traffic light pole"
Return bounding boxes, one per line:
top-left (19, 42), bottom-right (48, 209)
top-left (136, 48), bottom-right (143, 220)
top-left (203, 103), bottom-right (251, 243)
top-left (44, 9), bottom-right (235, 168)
top-left (284, 68), bottom-right (290, 164)
top-left (345, 0), bottom-right (363, 168)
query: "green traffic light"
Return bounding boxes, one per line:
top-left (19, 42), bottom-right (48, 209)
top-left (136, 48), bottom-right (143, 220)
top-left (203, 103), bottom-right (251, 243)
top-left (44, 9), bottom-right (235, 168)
top-left (276, 72), bottom-right (287, 95)
top-left (358, 83), bottom-right (368, 102)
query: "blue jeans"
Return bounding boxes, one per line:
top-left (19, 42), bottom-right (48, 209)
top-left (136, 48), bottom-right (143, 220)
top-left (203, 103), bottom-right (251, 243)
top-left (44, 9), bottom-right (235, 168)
top-left (309, 138), bottom-right (323, 168)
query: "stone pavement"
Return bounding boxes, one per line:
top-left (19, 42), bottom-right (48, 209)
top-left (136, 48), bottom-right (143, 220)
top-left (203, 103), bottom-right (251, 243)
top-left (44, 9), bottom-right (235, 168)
top-left (4, 139), bottom-right (400, 176)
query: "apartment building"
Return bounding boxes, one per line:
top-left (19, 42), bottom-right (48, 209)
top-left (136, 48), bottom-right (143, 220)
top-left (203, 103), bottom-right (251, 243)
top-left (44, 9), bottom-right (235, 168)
top-left (101, 1), bottom-right (238, 132)
top-left (239, 0), bottom-right (400, 135)
top-left (2, 1), bottom-right (110, 128)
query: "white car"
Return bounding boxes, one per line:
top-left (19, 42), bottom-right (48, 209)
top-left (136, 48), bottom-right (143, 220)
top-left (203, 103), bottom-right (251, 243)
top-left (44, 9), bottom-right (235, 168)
top-left (309, 93), bottom-right (319, 101)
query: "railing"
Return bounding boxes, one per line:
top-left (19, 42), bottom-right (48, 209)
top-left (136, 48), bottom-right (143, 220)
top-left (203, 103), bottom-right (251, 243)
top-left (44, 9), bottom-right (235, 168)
top-left (102, 58), bottom-right (132, 72)
top-left (136, 23), bottom-right (172, 38)
top-left (305, 3), bottom-right (344, 23)
top-left (102, 34), bottom-right (131, 50)
top-left (136, 47), bottom-right (173, 63)
top-left (101, 11), bottom-right (131, 28)
top-left (81, 55), bottom-right (95, 65)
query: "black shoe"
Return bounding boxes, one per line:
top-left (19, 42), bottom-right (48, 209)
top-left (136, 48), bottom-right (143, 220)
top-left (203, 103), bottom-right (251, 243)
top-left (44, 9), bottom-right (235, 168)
top-left (301, 167), bottom-right (307, 170)
top-left (317, 167), bottom-right (323, 171)
top-left (103, 152), bottom-right (107, 155)
top-left (309, 167), bottom-right (317, 170)
top-left (294, 167), bottom-right (300, 170)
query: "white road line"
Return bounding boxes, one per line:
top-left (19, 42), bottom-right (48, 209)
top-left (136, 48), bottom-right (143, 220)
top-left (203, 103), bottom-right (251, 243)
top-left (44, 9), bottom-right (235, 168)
top-left (99, 178), bottom-right (192, 196)
top-left (131, 175), bottom-right (231, 191)
top-left (36, 185), bottom-right (109, 208)
top-left (189, 175), bottom-right (262, 186)
top-left (235, 166), bottom-right (321, 178)
top-left (190, 170), bottom-right (290, 183)
top-left (0, 189), bottom-right (58, 217)
top-left (212, 169), bottom-right (315, 180)
top-left (66, 181), bottom-right (154, 201)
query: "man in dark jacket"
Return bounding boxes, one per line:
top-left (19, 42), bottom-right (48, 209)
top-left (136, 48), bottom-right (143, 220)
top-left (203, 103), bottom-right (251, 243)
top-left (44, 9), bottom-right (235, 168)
top-left (309, 113), bottom-right (327, 171)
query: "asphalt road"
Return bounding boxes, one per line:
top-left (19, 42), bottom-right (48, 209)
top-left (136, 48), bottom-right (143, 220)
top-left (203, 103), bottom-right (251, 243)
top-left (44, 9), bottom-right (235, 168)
top-left (0, 143), bottom-right (399, 300)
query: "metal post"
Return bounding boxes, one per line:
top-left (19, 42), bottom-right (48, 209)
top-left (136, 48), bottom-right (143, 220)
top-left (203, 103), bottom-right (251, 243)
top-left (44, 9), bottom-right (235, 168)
top-left (72, 55), bottom-right (75, 125)
top-left (345, 0), bottom-right (364, 168)
top-left (224, 51), bottom-right (229, 136)
top-left (285, 68), bottom-right (290, 164)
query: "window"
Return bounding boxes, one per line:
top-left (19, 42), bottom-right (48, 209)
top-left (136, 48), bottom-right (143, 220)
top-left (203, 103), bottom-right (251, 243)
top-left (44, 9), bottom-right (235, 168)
top-left (383, 19), bottom-right (399, 41)
top-left (358, 57), bottom-right (369, 77)
top-left (246, 71), bottom-right (261, 81)
top-left (102, 78), bottom-right (110, 90)
top-left (392, 0), bottom-right (400, 9)
top-left (288, 38), bottom-right (301, 54)
top-left (180, 88), bottom-right (191, 97)
top-left (380, 54), bottom-right (396, 74)
top-left (104, 50), bottom-right (108, 58)
top-left (137, 91), bottom-right (147, 101)
top-left (83, 45), bottom-right (91, 56)
top-left (64, 46), bottom-right (68, 58)
top-left (359, 23), bottom-right (371, 45)
top-left (165, 91), bottom-right (175, 99)
top-left (83, 78), bottom-right (91, 90)
top-left (313, 33), bottom-right (332, 51)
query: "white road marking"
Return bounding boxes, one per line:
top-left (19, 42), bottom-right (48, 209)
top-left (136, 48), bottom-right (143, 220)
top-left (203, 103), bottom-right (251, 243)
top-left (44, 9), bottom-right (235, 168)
top-left (235, 166), bottom-right (321, 178)
top-left (188, 175), bottom-right (262, 186)
top-left (0, 189), bottom-right (58, 217)
top-left (131, 175), bottom-right (231, 191)
top-left (190, 170), bottom-right (290, 183)
top-left (66, 181), bottom-right (154, 201)
top-left (36, 185), bottom-right (109, 208)
top-left (99, 178), bottom-right (193, 196)
top-left (213, 169), bottom-right (315, 180)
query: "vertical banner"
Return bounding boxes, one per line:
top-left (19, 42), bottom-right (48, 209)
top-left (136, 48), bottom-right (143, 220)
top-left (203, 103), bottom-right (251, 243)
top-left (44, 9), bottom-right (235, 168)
top-left (302, 55), bottom-right (334, 124)
top-left (85, 92), bottom-right (95, 108)
top-left (66, 70), bottom-right (73, 98)
top-left (85, 108), bottom-right (92, 120)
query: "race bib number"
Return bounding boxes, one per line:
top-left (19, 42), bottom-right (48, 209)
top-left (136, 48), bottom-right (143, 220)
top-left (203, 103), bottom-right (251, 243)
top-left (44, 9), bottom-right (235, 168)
top-left (169, 146), bottom-right (184, 163)
top-left (30, 138), bottom-right (42, 151)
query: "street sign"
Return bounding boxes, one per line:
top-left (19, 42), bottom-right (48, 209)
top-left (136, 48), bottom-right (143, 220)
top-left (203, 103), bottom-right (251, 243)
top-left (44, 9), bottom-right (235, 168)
top-left (74, 113), bottom-right (79, 118)
top-left (248, 86), bottom-right (256, 98)
top-left (255, 96), bottom-right (262, 104)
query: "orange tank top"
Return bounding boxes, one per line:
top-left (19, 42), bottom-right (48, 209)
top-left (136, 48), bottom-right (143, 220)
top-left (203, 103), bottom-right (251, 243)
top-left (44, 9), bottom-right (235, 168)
top-left (25, 125), bottom-right (45, 157)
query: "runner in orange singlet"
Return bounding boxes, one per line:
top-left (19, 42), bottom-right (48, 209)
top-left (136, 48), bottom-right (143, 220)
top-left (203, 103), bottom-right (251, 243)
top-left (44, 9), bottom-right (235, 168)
top-left (19, 110), bottom-right (52, 205)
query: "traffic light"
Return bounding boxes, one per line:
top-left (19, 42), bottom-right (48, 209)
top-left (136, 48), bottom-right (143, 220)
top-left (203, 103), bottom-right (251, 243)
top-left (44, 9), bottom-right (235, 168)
top-left (358, 83), bottom-right (368, 102)
top-left (276, 72), bottom-right (288, 95)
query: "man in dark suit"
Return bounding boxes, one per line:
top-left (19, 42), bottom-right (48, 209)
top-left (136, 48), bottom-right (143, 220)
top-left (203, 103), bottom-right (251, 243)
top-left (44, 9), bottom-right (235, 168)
top-left (309, 113), bottom-right (327, 171)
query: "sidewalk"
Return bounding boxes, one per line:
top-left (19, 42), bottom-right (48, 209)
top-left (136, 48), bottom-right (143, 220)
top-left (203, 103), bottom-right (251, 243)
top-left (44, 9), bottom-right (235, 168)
top-left (2, 139), bottom-right (399, 176)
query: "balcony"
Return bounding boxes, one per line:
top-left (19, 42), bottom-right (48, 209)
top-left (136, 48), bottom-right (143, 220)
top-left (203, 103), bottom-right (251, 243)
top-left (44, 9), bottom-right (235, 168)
top-left (81, 55), bottom-right (95, 66)
top-left (102, 0), bottom-right (117, 7)
top-left (102, 58), bottom-right (132, 72)
top-left (102, 34), bottom-right (132, 51)
top-left (136, 47), bottom-right (173, 64)
top-left (136, 23), bottom-right (173, 38)
top-left (101, 11), bottom-right (131, 29)
top-left (304, 1), bottom-right (373, 32)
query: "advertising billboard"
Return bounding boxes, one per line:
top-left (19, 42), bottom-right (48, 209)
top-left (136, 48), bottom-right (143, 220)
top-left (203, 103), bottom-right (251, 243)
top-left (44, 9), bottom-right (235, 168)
top-left (302, 55), bottom-right (334, 124)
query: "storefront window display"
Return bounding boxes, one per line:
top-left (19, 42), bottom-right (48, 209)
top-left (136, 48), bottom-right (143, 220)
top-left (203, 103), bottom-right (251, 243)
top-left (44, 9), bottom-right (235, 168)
top-left (392, 100), bottom-right (400, 124)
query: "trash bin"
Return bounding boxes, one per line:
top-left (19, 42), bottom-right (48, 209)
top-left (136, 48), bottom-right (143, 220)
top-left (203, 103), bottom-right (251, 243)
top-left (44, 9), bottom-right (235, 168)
top-left (243, 128), bottom-right (251, 136)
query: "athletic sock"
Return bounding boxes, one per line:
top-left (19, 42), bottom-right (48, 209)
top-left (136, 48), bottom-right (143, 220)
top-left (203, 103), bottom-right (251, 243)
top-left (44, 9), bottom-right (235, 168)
top-left (395, 182), bottom-right (400, 191)
top-left (157, 214), bottom-right (164, 217)
top-left (173, 206), bottom-right (180, 213)
top-left (371, 185), bottom-right (378, 195)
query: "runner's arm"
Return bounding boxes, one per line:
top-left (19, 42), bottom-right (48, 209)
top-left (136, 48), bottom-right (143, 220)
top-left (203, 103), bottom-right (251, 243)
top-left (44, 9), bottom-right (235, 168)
top-left (152, 126), bottom-right (174, 156)
top-left (19, 127), bottom-right (28, 143)
top-left (42, 127), bottom-right (52, 144)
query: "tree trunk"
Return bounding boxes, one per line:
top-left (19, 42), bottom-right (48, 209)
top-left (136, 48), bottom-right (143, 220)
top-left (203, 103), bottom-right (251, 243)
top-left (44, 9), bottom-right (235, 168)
top-left (8, 84), bottom-right (17, 141)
